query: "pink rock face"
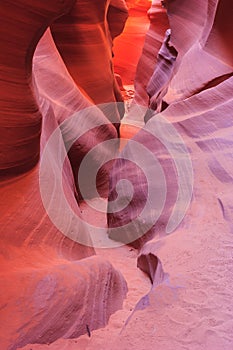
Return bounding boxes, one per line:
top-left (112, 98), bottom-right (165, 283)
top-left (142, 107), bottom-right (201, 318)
top-left (105, 1), bottom-right (233, 348)
top-left (107, 0), bottom-right (129, 40)
top-left (133, 0), bottom-right (170, 107)
top-left (145, 28), bottom-right (177, 115)
top-left (33, 29), bottom-right (119, 199)
top-left (126, 0), bottom-right (151, 9)
top-left (51, 0), bottom-right (128, 111)
top-left (0, 1), bottom-right (128, 349)
top-left (123, 0), bottom-right (170, 125)
top-left (0, 0), bottom-right (76, 175)
top-left (112, 3), bottom-right (150, 86)
top-left (163, 0), bottom-right (233, 105)
top-left (1, 0), bottom-right (233, 349)
top-left (108, 0), bottom-right (233, 247)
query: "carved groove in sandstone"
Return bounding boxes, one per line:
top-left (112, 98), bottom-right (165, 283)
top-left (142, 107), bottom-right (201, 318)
top-left (0, 0), bottom-right (76, 175)
top-left (1, 0), bottom-right (233, 349)
top-left (0, 1), bottom-right (129, 349)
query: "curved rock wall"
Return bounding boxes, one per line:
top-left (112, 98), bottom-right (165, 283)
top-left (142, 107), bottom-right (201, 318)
top-left (106, 1), bottom-right (233, 348)
top-left (133, 0), bottom-right (169, 107)
top-left (0, 0), bottom-right (76, 175)
top-left (164, 0), bottom-right (233, 104)
top-left (0, 1), bottom-right (128, 349)
top-left (123, 0), bottom-right (169, 125)
top-left (2, 0), bottom-right (233, 349)
top-left (108, 0), bottom-right (233, 246)
top-left (33, 29), bottom-right (119, 199)
top-left (51, 0), bottom-right (128, 111)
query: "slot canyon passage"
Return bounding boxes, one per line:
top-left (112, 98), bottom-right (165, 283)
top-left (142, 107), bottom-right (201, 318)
top-left (0, 0), bottom-right (233, 349)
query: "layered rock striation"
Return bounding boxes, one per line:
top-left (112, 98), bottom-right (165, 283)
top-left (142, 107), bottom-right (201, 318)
top-left (0, 1), bottom-right (128, 349)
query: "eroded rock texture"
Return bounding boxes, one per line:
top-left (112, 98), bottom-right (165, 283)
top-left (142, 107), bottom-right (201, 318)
top-left (107, 0), bottom-right (233, 348)
top-left (108, 0), bottom-right (233, 246)
top-left (33, 29), bottom-right (119, 199)
top-left (0, 1), bottom-right (128, 349)
top-left (164, 0), bottom-right (233, 103)
top-left (133, 0), bottom-right (169, 105)
top-left (1, 0), bottom-right (233, 349)
top-left (51, 0), bottom-right (128, 124)
top-left (0, 0), bottom-right (75, 175)
top-left (125, 0), bottom-right (170, 124)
